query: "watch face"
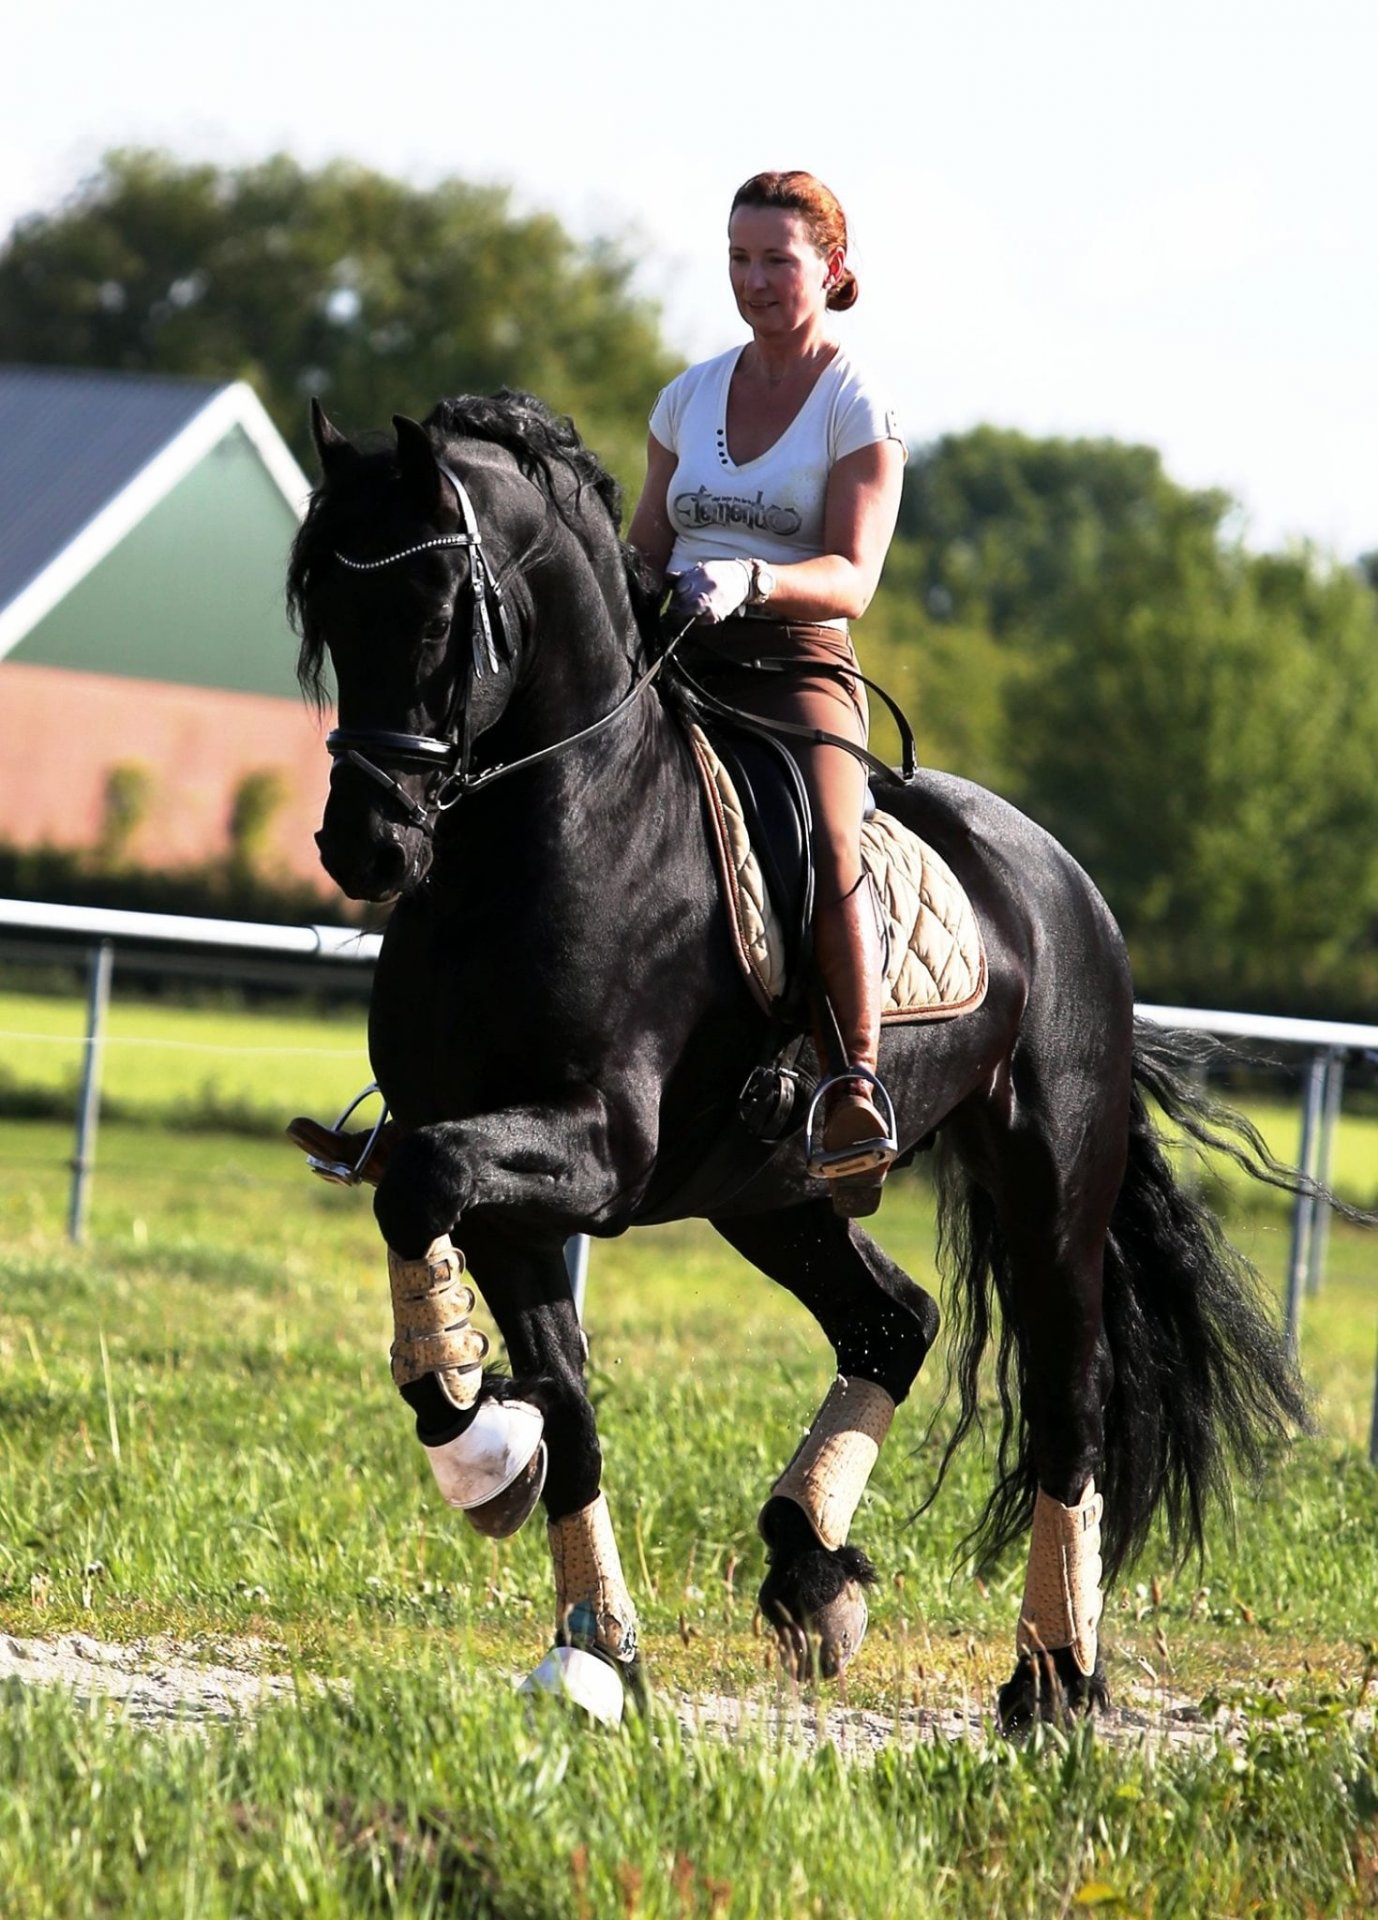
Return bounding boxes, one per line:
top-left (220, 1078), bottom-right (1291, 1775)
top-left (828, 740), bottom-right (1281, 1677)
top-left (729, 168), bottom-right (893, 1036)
top-left (755, 564), bottom-right (776, 603)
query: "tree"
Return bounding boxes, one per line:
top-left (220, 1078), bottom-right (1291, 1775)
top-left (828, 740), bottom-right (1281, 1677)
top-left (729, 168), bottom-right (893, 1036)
top-left (895, 425), bottom-right (1234, 641)
top-left (861, 429), bottom-right (1237, 798)
top-left (870, 428), bottom-right (1378, 1013)
top-left (1015, 544), bottom-right (1378, 1011)
top-left (0, 150), bottom-right (680, 489)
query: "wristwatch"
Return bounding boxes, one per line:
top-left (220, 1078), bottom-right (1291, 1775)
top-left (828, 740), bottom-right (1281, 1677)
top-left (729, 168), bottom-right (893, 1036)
top-left (746, 558), bottom-right (777, 607)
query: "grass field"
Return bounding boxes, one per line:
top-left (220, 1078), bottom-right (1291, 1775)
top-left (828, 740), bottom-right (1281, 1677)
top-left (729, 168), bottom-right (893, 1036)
top-left (0, 991), bottom-right (1376, 1915)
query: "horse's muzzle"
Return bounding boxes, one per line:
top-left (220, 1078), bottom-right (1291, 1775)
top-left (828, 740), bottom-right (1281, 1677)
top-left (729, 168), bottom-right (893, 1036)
top-left (314, 819), bottom-right (428, 902)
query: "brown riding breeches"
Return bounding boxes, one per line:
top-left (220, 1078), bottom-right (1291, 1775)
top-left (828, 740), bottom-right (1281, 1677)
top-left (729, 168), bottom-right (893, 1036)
top-left (684, 618), bottom-right (870, 908)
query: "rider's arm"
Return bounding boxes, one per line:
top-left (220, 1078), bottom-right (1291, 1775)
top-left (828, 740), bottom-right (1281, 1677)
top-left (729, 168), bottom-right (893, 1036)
top-left (626, 433), bottom-right (679, 585)
top-left (755, 439), bottom-right (905, 623)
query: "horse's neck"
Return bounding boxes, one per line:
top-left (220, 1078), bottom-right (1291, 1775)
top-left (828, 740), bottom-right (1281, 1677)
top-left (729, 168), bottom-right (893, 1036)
top-left (434, 547), bottom-right (686, 869)
top-left (511, 539), bottom-right (648, 742)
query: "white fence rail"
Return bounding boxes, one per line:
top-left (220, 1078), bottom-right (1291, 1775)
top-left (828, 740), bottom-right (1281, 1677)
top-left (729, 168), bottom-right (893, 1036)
top-left (3, 897), bottom-right (1376, 1461)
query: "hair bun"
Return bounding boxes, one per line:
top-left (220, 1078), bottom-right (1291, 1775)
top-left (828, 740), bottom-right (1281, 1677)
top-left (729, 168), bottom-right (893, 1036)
top-left (826, 268), bottom-right (859, 312)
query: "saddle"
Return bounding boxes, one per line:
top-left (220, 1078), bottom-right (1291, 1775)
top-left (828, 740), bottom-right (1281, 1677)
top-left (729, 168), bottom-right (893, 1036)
top-left (687, 719), bottom-right (987, 1027)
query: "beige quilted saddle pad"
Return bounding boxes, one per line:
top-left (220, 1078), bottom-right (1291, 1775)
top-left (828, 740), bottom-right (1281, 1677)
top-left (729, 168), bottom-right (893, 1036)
top-left (689, 724), bottom-right (987, 1023)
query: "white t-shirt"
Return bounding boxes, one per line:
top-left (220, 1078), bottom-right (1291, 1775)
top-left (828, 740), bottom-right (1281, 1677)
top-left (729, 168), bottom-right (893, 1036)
top-left (649, 344), bottom-right (905, 624)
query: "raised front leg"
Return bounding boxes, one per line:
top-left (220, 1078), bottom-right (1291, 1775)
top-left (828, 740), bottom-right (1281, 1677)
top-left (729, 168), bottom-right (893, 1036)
top-left (389, 1220), bottom-right (641, 1721)
top-left (374, 1091), bottom-right (644, 1257)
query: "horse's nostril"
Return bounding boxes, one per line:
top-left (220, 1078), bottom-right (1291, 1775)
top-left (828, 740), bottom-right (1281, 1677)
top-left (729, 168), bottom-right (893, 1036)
top-left (313, 816), bottom-right (418, 903)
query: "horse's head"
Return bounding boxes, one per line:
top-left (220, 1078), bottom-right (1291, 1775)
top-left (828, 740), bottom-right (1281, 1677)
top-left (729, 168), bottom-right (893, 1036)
top-left (288, 402), bottom-right (528, 901)
top-left (289, 393), bottom-right (656, 902)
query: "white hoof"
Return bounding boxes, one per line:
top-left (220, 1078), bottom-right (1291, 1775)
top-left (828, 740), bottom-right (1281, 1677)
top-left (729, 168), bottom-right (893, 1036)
top-left (423, 1399), bottom-right (545, 1511)
top-left (518, 1646), bottom-right (624, 1727)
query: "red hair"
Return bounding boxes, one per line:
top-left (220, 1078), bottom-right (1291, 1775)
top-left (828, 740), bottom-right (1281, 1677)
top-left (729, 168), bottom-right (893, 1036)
top-left (730, 171), bottom-right (858, 311)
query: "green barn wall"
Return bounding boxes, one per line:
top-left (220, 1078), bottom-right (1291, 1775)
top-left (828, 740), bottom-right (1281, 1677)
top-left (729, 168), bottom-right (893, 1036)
top-left (10, 427), bottom-right (303, 699)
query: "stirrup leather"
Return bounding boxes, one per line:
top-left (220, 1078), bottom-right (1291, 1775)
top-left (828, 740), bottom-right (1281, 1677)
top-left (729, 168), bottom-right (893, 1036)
top-left (805, 1067), bottom-right (898, 1179)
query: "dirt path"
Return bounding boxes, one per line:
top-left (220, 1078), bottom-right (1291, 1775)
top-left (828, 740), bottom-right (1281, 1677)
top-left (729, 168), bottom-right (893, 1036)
top-left (678, 1686), bottom-right (1248, 1755)
top-left (3, 1633), bottom-right (1368, 1754)
top-left (1, 1632), bottom-right (299, 1726)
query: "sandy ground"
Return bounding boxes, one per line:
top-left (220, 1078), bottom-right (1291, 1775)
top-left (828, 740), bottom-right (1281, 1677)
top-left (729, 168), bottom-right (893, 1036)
top-left (9, 1630), bottom-right (1359, 1755)
top-left (675, 1685), bottom-right (1295, 1755)
top-left (1, 1632), bottom-right (300, 1727)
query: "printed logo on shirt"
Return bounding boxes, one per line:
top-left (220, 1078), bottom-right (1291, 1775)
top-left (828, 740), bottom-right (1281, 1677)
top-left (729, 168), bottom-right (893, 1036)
top-left (673, 485), bottom-right (802, 538)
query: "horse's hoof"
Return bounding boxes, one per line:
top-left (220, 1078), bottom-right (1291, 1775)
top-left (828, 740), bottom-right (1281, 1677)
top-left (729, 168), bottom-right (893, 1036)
top-left (996, 1649), bottom-right (1111, 1734)
top-left (811, 1580), bottom-right (869, 1674)
top-left (465, 1439), bottom-right (548, 1538)
top-left (769, 1579), bottom-right (869, 1680)
top-left (758, 1538), bottom-right (877, 1682)
top-left (422, 1398), bottom-right (547, 1537)
top-left (518, 1645), bottom-right (626, 1726)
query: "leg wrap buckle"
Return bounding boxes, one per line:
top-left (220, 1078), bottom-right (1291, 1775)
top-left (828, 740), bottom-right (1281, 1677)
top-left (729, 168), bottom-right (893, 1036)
top-left (548, 1493), bottom-right (638, 1665)
top-left (768, 1375), bottom-right (895, 1551)
top-left (388, 1235), bottom-right (488, 1412)
top-left (1017, 1481), bottom-right (1104, 1677)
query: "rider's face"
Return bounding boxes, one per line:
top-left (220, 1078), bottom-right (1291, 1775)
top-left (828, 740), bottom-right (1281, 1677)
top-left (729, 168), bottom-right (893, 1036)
top-left (728, 207), bottom-right (839, 337)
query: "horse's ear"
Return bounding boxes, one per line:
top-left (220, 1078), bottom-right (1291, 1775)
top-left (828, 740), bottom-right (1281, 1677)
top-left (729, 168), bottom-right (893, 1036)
top-left (393, 414), bottom-right (454, 521)
top-left (310, 398), bottom-right (356, 478)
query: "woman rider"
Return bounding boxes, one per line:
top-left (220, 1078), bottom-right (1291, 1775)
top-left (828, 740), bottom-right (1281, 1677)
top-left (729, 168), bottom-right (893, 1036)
top-left (627, 169), bottom-right (907, 1207)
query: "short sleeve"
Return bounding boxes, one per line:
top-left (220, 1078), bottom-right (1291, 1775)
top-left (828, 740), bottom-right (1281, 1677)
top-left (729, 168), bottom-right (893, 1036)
top-left (649, 378), bottom-right (681, 453)
top-left (831, 372), bottom-right (907, 464)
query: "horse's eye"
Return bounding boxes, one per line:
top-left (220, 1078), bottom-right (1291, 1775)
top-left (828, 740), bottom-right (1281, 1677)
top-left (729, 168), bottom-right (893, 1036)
top-left (422, 616), bottom-right (452, 641)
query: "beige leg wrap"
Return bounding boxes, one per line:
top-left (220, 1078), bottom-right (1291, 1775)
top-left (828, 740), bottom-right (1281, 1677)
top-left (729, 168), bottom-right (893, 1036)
top-left (1016, 1481), bottom-right (1105, 1676)
top-left (769, 1375), bottom-right (896, 1551)
top-left (388, 1235), bottom-right (488, 1412)
top-left (548, 1494), bottom-right (638, 1663)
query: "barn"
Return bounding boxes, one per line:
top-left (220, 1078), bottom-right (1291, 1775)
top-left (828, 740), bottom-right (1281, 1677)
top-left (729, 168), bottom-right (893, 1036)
top-left (0, 365), bottom-right (332, 890)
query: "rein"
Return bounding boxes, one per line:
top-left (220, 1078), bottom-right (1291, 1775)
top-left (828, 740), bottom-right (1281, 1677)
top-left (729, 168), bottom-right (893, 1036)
top-left (669, 649), bottom-right (919, 788)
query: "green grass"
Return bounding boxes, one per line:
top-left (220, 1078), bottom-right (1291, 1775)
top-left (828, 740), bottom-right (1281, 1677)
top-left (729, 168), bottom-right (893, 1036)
top-left (0, 993), bottom-right (1376, 1913)
top-left (1, 1673), bottom-right (1373, 1919)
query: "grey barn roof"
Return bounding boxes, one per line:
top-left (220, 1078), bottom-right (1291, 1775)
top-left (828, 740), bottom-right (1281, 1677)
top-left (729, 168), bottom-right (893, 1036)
top-left (0, 365), bottom-right (227, 615)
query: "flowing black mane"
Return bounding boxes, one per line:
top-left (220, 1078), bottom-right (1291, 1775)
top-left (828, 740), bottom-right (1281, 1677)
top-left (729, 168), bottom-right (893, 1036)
top-left (286, 389), bottom-right (659, 704)
top-left (429, 390), bottom-right (624, 528)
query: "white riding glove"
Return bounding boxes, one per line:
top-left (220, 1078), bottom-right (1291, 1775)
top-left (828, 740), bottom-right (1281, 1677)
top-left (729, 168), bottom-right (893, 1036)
top-left (668, 559), bottom-right (752, 625)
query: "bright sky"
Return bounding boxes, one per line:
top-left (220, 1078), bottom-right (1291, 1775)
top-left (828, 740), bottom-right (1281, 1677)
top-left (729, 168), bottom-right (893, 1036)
top-left (4, 0), bottom-right (1374, 556)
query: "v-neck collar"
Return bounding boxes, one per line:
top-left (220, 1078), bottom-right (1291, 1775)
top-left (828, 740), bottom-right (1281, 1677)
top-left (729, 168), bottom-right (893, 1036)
top-left (719, 343), bottom-right (841, 471)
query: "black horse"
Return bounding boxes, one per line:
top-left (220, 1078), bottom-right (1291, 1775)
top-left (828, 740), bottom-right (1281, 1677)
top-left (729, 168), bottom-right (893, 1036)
top-left (287, 391), bottom-right (1306, 1728)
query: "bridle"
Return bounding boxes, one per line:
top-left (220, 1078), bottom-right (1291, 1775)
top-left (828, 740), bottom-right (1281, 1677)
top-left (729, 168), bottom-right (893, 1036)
top-left (324, 459), bottom-right (679, 829)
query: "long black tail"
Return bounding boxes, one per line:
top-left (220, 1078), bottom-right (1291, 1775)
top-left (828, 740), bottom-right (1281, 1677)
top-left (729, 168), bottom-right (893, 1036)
top-left (931, 1020), bottom-right (1329, 1585)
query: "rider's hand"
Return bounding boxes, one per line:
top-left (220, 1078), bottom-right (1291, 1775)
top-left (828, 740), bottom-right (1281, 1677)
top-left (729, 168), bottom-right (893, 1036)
top-left (668, 559), bottom-right (752, 625)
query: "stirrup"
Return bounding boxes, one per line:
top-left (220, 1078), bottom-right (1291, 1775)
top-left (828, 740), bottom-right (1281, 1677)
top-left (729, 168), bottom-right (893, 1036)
top-left (294, 1082), bottom-right (390, 1186)
top-left (804, 1067), bottom-right (898, 1179)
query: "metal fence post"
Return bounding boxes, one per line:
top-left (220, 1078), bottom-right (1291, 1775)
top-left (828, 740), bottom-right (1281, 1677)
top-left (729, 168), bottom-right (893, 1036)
top-left (564, 1234), bottom-right (590, 1323)
top-left (1283, 1049), bottom-right (1326, 1361)
top-left (1306, 1048), bottom-right (1345, 1296)
top-left (67, 939), bottom-right (114, 1245)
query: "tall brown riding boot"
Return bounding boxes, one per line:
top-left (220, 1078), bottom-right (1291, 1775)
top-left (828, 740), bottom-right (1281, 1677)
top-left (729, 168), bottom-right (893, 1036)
top-left (808, 876), bottom-right (896, 1216)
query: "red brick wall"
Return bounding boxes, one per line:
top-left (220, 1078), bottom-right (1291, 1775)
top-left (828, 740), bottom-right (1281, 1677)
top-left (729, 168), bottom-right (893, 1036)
top-left (0, 660), bottom-right (336, 891)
